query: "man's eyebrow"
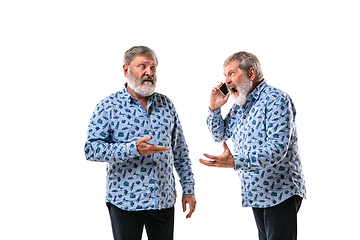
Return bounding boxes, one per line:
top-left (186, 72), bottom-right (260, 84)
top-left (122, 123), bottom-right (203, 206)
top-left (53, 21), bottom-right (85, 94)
top-left (139, 61), bottom-right (155, 65)
top-left (224, 70), bottom-right (233, 76)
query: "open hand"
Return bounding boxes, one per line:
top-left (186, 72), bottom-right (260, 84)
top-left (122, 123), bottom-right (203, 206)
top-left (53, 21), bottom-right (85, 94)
top-left (136, 136), bottom-right (170, 155)
top-left (199, 140), bottom-right (235, 168)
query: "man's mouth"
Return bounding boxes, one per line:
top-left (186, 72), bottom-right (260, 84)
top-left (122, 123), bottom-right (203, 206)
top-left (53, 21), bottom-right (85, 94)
top-left (229, 85), bottom-right (239, 95)
top-left (141, 76), bottom-right (154, 84)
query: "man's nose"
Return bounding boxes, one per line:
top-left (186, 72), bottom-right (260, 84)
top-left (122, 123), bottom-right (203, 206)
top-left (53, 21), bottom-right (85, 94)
top-left (145, 67), bottom-right (154, 76)
top-left (225, 77), bottom-right (232, 84)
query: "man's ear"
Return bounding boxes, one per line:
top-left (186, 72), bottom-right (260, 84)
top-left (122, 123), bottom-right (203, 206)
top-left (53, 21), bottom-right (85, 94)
top-left (123, 64), bottom-right (129, 77)
top-left (248, 67), bottom-right (256, 81)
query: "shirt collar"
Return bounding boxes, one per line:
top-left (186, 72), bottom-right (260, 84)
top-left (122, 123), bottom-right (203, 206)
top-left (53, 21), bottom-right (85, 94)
top-left (121, 83), bottom-right (156, 104)
top-left (248, 79), bottom-right (267, 101)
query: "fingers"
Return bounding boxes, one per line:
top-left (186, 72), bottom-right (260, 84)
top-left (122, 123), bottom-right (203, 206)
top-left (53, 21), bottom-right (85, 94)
top-left (182, 194), bottom-right (196, 219)
top-left (136, 136), bottom-right (171, 155)
top-left (199, 158), bottom-right (217, 167)
top-left (199, 141), bottom-right (235, 168)
top-left (186, 204), bottom-right (195, 219)
top-left (199, 152), bottom-right (219, 167)
top-left (209, 82), bottom-right (230, 112)
top-left (212, 82), bottom-right (225, 94)
top-left (144, 144), bottom-right (170, 154)
top-left (212, 82), bottom-right (223, 91)
top-left (216, 82), bottom-right (224, 89)
top-left (202, 153), bottom-right (218, 160)
top-left (153, 145), bottom-right (171, 153)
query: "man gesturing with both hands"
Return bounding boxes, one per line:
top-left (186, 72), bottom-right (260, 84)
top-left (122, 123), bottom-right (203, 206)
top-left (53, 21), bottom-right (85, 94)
top-left (200, 51), bottom-right (306, 240)
top-left (85, 46), bottom-right (196, 240)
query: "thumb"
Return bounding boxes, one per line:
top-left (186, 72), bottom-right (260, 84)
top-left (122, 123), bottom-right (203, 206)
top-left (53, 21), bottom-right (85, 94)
top-left (223, 140), bottom-right (229, 151)
top-left (137, 136), bottom-right (152, 144)
top-left (141, 136), bottom-right (152, 142)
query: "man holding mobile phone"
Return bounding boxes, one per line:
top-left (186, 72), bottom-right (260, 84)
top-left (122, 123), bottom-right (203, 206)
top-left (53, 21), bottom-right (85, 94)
top-left (200, 51), bottom-right (306, 240)
top-left (85, 46), bottom-right (196, 240)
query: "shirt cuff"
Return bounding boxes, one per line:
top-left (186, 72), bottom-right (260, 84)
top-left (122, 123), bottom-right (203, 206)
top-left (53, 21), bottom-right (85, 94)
top-left (182, 185), bottom-right (195, 195)
top-left (121, 140), bottom-right (141, 159)
top-left (208, 107), bottom-right (221, 115)
top-left (207, 107), bottom-right (222, 122)
top-left (233, 154), bottom-right (248, 171)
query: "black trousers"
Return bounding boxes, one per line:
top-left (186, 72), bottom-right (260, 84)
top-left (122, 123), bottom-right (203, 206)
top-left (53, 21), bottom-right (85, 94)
top-left (107, 203), bottom-right (174, 240)
top-left (252, 195), bottom-right (303, 240)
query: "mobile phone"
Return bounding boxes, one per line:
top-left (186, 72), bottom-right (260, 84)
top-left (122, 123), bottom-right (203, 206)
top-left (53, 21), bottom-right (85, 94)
top-left (220, 83), bottom-right (229, 96)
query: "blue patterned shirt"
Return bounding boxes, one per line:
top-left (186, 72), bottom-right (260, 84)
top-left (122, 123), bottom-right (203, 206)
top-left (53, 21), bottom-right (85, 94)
top-left (85, 84), bottom-right (195, 211)
top-left (207, 80), bottom-right (306, 208)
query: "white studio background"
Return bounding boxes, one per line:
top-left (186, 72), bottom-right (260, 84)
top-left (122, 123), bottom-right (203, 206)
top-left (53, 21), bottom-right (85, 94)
top-left (1, 1), bottom-right (359, 239)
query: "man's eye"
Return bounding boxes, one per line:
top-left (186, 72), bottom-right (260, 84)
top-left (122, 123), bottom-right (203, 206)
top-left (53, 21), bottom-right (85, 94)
top-left (150, 66), bottom-right (156, 71)
top-left (230, 72), bottom-right (235, 76)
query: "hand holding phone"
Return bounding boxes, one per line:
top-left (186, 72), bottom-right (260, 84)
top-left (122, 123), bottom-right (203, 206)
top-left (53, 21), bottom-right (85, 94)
top-left (209, 82), bottom-right (230, 111)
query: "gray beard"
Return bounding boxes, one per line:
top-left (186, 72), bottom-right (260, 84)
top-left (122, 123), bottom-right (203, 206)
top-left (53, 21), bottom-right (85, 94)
top-left (230, 76), bottom-right (252, 106)
top-left (127, 70), bottom-right (157, 97)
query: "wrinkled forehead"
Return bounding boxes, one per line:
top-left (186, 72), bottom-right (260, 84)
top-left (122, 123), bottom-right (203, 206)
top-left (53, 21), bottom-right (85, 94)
top-left (131, 55), bottom-right (157, 65)
top-left (223, 60), bottom-right (240, 74)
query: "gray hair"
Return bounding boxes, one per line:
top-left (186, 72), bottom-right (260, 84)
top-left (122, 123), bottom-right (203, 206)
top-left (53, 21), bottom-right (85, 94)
top-left (123, 46), bottom-right (158, 66)
top-left (224, 51), bottom-right (263, 80)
